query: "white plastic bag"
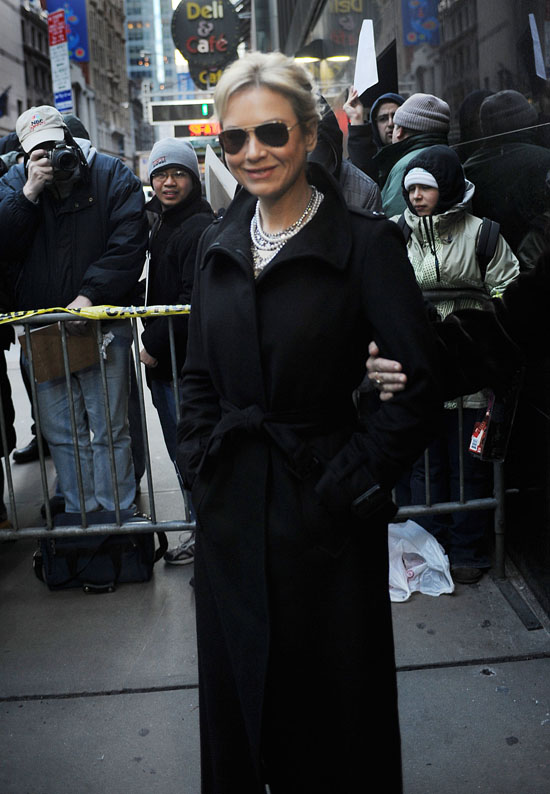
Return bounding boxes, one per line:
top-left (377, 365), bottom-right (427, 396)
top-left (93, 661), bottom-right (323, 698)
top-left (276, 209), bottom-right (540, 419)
top-left (388, 519), bottom-right (454, 602)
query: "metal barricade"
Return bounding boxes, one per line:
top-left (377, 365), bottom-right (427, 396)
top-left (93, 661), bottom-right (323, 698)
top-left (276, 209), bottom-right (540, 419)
top-left (0, 306), bottom-right (195, 541)
top-left (395, 398), bottom-right (506, 579)
top-left (0, 305), bottom-right (507, 580)
top-left (396, 287), bottom-right (507, 578)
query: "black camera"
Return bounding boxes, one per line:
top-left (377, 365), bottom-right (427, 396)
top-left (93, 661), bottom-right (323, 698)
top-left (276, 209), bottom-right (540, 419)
top-left (45, 143), bottom-right (79, 180)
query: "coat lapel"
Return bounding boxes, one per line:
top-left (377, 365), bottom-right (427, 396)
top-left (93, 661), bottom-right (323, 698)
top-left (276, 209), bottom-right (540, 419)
top-left (201, 201), bottom-right (267, 407)
top-left (198, 165), bottom-right (354, 409)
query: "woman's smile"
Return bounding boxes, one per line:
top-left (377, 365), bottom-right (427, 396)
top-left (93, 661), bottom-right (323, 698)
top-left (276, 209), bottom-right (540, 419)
top-left (245, 165), bottom-right (277, 179)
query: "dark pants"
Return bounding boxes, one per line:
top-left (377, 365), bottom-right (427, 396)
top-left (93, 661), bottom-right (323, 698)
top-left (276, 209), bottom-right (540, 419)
top-left (408, 407), bottom-right (493, 568)
top-left (20, 349), bottom-right (36, 438)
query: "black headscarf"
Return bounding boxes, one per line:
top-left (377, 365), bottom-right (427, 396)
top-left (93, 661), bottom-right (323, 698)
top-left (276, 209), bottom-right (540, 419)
top-left (402, 145), bottom-right (466, 215)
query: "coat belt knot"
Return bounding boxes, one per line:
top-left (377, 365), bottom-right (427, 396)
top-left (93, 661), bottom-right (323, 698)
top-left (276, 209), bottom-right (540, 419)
top-left (204, 400), bottom-right (353, 481)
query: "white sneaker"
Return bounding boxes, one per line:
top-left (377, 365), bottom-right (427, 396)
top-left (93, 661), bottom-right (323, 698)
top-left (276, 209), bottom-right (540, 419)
top-left (164, 533), bottom-right (195, 565)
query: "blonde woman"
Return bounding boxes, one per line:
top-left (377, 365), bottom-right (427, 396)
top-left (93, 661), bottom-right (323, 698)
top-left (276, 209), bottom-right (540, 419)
top-left (177, 51), bottom-right (442, 793)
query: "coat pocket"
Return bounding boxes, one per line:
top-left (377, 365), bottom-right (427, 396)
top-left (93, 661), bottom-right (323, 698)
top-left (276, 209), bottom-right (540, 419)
top-left (299, 473), bottom-right (352, 558)
top-left (191, 468), bottom-right (211, 524)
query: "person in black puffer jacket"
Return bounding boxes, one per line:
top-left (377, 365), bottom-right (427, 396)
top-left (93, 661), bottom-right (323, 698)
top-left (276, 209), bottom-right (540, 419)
top-left (140, 139), bottom-right (214, 567)
top-left (141, 138), bottom-right (214, 460)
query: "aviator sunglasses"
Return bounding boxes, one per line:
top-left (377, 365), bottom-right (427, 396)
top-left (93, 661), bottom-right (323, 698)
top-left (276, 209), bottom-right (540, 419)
top-left (218, 121), bottom-right (300, 155)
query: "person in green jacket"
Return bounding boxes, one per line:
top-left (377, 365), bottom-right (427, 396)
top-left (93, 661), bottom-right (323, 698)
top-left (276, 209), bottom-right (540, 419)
top-left (390, 144), bottom-right (519, 584)
top-left (375, 92), bottom-right (451, 216)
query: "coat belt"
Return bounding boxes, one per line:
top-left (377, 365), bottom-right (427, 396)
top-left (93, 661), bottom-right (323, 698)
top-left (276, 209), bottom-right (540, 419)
top-left (203, 400), bottom-right (354, 480)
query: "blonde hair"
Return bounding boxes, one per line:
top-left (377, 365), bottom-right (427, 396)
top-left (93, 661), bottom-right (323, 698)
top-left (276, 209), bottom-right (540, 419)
top-left (214, 51), bottom-right (321, 130)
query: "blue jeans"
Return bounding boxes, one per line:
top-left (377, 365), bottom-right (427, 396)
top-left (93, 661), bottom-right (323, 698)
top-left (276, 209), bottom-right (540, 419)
top-left (33, 323), bottom-right (135, 513)
top-left (150, 377), bottom-right (194, 521)
top-left (128, 357), bottom-right (146, 481)
top-left (150, 378), bottom-right (182, 461)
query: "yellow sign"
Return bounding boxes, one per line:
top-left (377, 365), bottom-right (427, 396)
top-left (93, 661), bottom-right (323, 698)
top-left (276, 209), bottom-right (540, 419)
top-left (186, 0), bottom-right (224, 19)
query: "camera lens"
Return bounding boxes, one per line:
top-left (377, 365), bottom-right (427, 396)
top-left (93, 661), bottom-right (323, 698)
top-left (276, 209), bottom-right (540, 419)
top-left (52, 148), bottom-right (79, 171)
top-left (48, 145), bottom-right (79, 181)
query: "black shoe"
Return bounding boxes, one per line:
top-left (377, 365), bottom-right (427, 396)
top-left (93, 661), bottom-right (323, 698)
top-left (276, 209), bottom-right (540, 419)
top-left (451, 566), bottom-right (485, 584)
top-left (40, 495), bottom-right (66, 520)
top-left (13, 437), bottom-right (50, 464)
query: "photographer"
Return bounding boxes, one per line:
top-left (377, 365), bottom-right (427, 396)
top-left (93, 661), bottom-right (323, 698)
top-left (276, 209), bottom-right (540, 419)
top-left (0, 105), bottom-right (148, 516)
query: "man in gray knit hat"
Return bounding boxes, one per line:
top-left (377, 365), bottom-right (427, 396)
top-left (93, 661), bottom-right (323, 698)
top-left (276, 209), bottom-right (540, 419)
top-left (140, 137), bottom-right (213, 565)
top-left (373, 92), bottom-right (450, 216)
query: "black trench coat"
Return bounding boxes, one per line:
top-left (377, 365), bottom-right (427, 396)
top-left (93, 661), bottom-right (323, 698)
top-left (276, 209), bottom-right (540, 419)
top-left (177, 165), bottom-right (443, 794)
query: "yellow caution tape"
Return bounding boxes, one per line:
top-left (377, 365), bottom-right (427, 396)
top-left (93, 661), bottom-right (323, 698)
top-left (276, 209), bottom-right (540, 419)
top-left (0, 304), bottom-right (191, 325)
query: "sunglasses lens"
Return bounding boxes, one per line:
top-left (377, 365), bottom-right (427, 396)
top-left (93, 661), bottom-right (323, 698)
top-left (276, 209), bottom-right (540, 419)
top-left (219, 129), bottom-right (247, 154)
top-left (219, 122), bottom-right (291, 154)
top-left (256, 122), bottom-right (289, 147)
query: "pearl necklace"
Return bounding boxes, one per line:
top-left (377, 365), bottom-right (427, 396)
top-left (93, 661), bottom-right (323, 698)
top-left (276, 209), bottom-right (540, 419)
top-left (250, 186), bottom-right (324, 275)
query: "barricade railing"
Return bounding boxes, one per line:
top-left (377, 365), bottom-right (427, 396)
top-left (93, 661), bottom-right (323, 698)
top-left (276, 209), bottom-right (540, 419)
top-left (0, 305), bottom-right (195, 541)
top-left (396, 287), bottom-right (507, 577)
top-left (0, 304), bottom-right (508, 580)
top-left (395, 400), bottom-right (506, 579)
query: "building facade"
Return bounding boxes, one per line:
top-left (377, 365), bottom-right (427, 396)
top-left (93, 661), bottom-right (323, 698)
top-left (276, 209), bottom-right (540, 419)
top-left (125, 0), bottom-right (177, 94)
top-left (0, 0), bottom-right (138, 161)
top-left (0, 0), bottom-right (29, 138)
top-left (21, 0), bottom-right (53, 110)
top-left (86, 0), bottom-right (133, 158)
top-left (250, 0), bottom-right (550, 143)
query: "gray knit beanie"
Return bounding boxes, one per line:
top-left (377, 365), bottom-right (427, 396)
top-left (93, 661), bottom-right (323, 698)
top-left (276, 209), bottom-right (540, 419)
top-left (147, 137), bottom-right (200, 183)
top-left (479, 90), bottom-right (537, 137)
top-left (393, 93), bottom-right (450, 133)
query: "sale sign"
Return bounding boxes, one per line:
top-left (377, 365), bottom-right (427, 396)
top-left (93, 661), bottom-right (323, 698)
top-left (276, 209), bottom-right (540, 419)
top-left (48, 9), bottom-right (73, 113)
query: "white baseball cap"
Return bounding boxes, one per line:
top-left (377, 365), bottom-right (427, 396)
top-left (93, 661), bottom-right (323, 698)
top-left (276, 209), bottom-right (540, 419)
top-left (16, 105), bottom-right (66, 153)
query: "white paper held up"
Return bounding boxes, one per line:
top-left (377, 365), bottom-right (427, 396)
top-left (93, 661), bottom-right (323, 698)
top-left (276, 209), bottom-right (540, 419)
top-left (353, 20), bottom-right (378, 96)
top-left (529, 13), bottom-right (547, 81)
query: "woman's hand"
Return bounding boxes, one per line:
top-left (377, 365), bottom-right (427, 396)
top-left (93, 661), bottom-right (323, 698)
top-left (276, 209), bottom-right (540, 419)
top-left (366, 341), bottom-right (407, 401)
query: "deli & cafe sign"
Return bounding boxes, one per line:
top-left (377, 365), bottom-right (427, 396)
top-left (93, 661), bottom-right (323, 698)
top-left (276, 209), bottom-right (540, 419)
top-left (172, 0), bottom-right (240, 86)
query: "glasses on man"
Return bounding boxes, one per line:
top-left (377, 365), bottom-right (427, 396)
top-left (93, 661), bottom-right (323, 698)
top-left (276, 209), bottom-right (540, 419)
top-left (152, 170), bottom-right (189, 182)
top-left (218, 121), bottom-right (299, 155)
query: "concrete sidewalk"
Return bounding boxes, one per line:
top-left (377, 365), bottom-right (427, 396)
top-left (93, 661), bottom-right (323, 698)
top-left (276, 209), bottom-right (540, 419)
top-left (1, 345), bottom-right (550, 793)
top-left (394, 570), bottom-right (550, 793)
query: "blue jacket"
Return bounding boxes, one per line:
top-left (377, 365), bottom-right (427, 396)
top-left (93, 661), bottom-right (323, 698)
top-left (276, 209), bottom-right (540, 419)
top-left (0, 141), bottom-right (148, 310)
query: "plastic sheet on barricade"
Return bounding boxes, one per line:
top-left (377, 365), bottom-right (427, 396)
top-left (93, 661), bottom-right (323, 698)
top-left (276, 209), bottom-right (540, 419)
top-left (388, 519), bottom-right (455, 602)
